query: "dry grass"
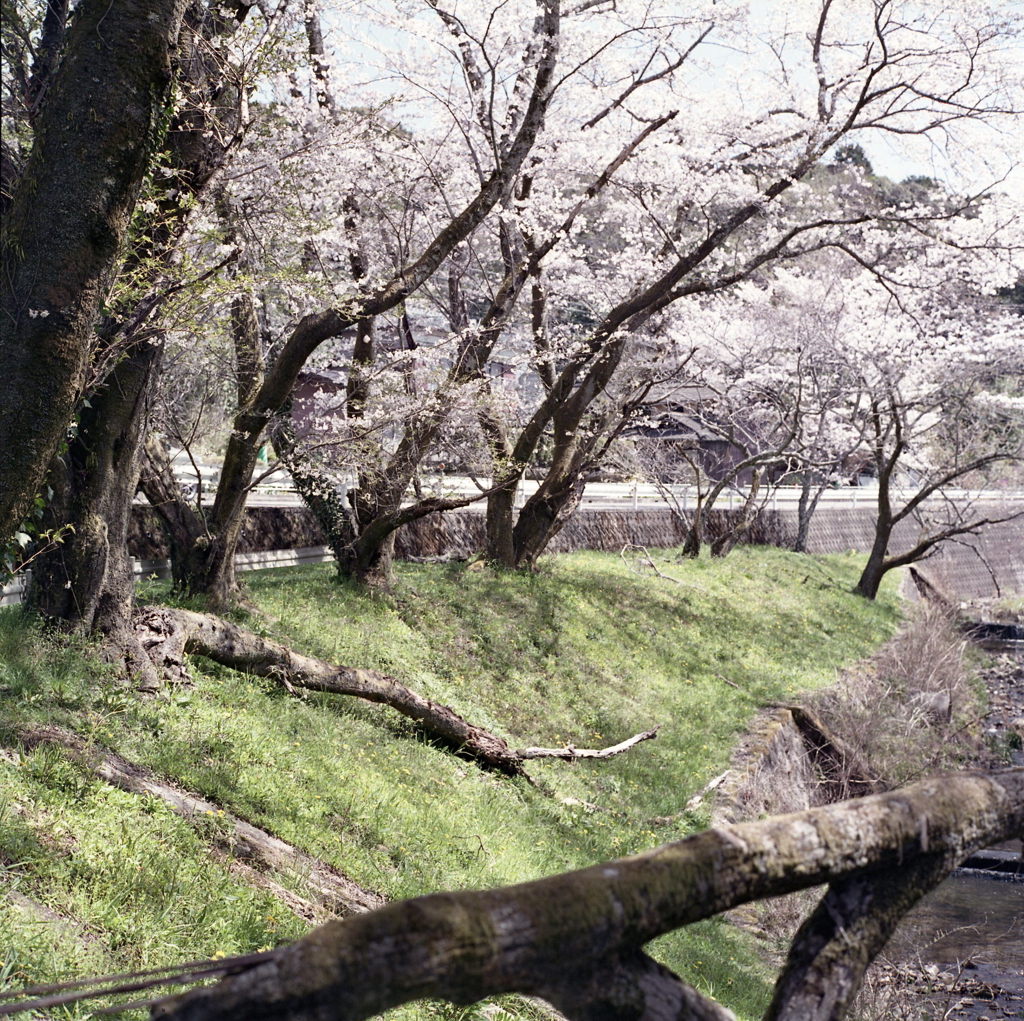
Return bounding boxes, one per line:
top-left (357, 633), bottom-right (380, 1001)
top-left (720, 601), bottom-right (990, 1019)
top-left (809, 602), bottom-right (984, 788)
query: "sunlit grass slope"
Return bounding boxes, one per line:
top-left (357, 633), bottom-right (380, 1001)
top-left (0, 547), bottom-right (900, 1020)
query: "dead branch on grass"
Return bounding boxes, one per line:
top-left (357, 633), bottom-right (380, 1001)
top-left (133, 607), bottom-right (660, 776)
top-left (516, 726), bottom-right (661, 761)
top-left (620, 543), bottom-right (683, 584)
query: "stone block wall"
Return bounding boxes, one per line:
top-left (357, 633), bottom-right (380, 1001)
top-left (127, 497), bottom-right (1024, 599)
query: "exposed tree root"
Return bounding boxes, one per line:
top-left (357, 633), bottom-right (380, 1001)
top-left (134, 606), bottom-right (526, 774)
top-left (133, 606), bottom-right (660, 776)
top-left (9, 725), bottom-right (384, 917)
top-left (5, 890), bottom-right (106, 957)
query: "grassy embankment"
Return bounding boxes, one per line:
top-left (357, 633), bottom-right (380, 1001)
top-left (0, 546), bottom-right (900, 1020)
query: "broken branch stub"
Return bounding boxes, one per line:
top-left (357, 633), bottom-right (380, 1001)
top-left (150, 768), bottom-right (1024, 1021)
top-left (516, 726), bottom-right (661, 760)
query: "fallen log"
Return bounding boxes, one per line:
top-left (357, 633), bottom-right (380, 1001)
top-left (136, 606), bottom-right (526, 774)
top-left (786, 705), bottom-right (887, 800)
top-left (130, 767), bottom-right (1019, 1021)
top-left (4, 769), bottom-right (1021, 1020)
top-left (8, 725), bottom-right (384, 917)
top-left (134, 607), bottom-right (660, 776)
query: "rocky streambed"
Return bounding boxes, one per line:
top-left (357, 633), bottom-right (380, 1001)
top-left (883, 612), bottom-right (1024, 1021)
top-left (975, 650), bottom-right (1024, 769)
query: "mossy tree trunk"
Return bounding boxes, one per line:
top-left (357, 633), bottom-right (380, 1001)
top-left (10, 0), bottom-right (252, 651)
top-left (0, 0), bottom-right (186, 543)
top-left (28, 339), bottom-right (164, 689)
top-left (151, 768), bottom-right (1024, 1021)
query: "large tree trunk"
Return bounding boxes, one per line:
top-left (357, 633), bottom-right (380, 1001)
top-left (338, 527), bottom-right (399, 588)
top-left (28, 339), bottom-right (164, 690)
top-left (854, 522), bottom-right (892, 600)
top-left (484, 481), bottom-right (519, 567)
top-left (792, 472), bottom-right (814, 554)
top-left (509, 473), bottom-right (587, 570)
top-left (10, 0), bottom-right (250, 643)
top-left (0, 0), bottom-right (186, 542)
top-left (147, 768), bottom-right (1024, 1021)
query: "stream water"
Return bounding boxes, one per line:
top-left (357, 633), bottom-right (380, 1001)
top-left (881, 632), bottom-right (1024, 1019)
top-left (889, 867), bottom-right (1024, 979)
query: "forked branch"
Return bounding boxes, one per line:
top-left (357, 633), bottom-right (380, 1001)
top-left (139, 768), bottom-right (1022, 1021)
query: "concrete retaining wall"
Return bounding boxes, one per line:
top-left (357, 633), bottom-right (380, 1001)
top-left (7, 498), bottom-right (1017, 607)
top-left (387, 503), bottom-right (1024, 600)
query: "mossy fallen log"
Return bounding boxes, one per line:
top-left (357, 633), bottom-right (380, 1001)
top-left (141, 768), bottom-right (1023, 1021)
top-left (133, 607), bottom-right (659, 777)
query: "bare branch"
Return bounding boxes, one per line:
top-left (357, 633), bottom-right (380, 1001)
top-left (516, 725), bottom-right (661, 760)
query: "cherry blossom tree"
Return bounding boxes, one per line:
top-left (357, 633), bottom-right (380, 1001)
top-left (470, 0), bottom-right (1024, 568)
top-left (669, 231), bottom-right (1024, 595)
top-left (138, 0), bottom-right (562, 598)
top-left (135, 0), bottom-right (1024, 591)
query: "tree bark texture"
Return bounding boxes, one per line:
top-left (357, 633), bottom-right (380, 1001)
top-left (20, 0), bottom-right (253, 647)
top-left (0, 0), bottom-right (187, 542)
top-left (27, 338), bottom-right (164, 690)
top-left (764, 853), bottom-right (949, 1021)
top-left (150, 768), bottom-right (1024, 1021)
top-left (135, 607), bottom-right (527, 775)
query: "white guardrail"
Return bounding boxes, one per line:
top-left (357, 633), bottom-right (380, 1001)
top-left (6, 485), bottom-right (1021, 607)
top-left (1, 546), bottom-right (336, 608)
top-left (402, 479), bottom-right (1021, 513)
top-left (166, 457), bottom-right (1024, 511)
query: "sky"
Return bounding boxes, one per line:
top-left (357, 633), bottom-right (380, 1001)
top-left (326, 0), bottom-right (1023, 198)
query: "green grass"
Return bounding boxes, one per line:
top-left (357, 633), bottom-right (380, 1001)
top-left (0, 546), bottom-right (900, 1019)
